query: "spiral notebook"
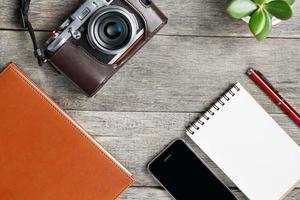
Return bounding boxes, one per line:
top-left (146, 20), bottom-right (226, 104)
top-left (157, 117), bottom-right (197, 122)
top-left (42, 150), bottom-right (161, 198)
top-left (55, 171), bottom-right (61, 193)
top-left (186, 83), bottom-right (300, 200)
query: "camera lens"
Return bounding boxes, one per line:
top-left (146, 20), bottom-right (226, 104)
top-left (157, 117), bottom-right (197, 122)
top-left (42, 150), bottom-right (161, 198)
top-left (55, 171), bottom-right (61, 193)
top-left (88, 6), bottom-right (138, 54)
top-left (96, 12), bottom-right (131, 51)
top-left (105, 22), bottom-right (122, 39)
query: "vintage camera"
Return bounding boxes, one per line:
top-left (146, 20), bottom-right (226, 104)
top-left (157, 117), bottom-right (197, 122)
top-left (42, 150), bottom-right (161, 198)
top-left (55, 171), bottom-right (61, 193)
top-left (44, 0), bottom-right (167, 96)
top-left (46, 0), bottom-right (144, 65)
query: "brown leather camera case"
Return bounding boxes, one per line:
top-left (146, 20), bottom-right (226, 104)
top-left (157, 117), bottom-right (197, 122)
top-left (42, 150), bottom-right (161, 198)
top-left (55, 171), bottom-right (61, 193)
top-left (49, 0), bottom-right (167, 96)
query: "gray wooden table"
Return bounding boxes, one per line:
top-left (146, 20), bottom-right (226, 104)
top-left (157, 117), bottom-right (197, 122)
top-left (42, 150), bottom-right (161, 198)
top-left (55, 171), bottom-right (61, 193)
top-left (1, 0), bottom-right (300, 199)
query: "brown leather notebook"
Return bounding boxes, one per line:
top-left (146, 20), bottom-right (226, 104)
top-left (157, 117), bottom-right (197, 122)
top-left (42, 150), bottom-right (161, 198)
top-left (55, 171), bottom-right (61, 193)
top-left (0, 63), bottom-right (134, 200)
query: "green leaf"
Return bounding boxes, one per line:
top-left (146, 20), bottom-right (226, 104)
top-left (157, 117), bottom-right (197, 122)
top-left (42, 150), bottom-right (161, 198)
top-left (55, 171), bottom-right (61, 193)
top-left (283, 0), bottom-right (294, 5)
top-left (253, 0), bottom-right (266, 5)
top-left (249, 9), bottom-right (267, 36)
top-left (255, 11), bottom-right (272, 40)
top-left (266, 0), bottom-right (294, 5)
top-left (227, 0), bottom-right (258, 19)
top-left (265, 0), bottom-right (293, 20)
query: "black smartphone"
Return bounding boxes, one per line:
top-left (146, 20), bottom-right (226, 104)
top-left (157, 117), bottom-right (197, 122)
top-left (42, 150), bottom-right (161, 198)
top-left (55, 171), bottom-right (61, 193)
top-left (148, 139), bottom-right (238, 200)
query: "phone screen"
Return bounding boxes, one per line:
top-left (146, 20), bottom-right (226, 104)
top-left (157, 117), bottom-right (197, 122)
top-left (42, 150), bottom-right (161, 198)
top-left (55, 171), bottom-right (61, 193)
top-left (148, 140), bottom-right (237, 200)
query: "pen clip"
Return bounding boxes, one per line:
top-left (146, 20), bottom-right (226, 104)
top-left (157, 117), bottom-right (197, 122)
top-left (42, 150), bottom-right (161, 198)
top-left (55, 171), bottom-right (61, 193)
top-left (256, 71), bottom-right (279, 93)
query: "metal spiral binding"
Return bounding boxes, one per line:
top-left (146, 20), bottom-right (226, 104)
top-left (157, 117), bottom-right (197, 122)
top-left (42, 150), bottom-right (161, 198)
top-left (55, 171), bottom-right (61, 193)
top-left (186, 84), bottom-right (241, 135)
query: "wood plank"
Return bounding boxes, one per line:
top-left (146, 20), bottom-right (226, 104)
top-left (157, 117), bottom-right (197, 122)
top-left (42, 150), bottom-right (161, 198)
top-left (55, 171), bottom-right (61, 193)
top-left (1, 0), bottom-right (300, 38)
top-left (1, 31), bottom-right (299, 113)
top-left (120, 187), bottom-right (171, 200)
top-left (63, 110), bottom-right (300, 188)
top-left (120, 187), bottom-right (300, 200)
top-left (1, 1), bottom-right (299, 198)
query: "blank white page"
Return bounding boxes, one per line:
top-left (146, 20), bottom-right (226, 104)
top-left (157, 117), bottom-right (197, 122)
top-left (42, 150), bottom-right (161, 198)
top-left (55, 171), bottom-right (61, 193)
top-left (186, 83), bottom-right (300, 200)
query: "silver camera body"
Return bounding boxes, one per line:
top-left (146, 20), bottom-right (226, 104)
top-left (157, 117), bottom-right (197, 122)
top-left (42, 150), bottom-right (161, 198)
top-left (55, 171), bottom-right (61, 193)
top-left (46, 0), bottom-right (144, 64)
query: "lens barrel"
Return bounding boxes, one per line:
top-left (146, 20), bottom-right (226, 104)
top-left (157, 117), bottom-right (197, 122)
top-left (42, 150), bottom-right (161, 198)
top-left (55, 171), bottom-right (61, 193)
top-left (88, 6), bottom-right (138, 54)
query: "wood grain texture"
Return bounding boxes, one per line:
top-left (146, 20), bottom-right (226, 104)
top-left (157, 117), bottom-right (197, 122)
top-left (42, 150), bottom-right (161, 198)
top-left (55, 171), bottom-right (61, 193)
top-left (0, 31), bottom-right (299, 113)
top-left (63, 110), bottom-right (300, 188)
top-left (120, 187), bottom-right (300, 200)
top-left (1, 0), bottom-right (300, 199)
top-left (1, 0), bottom-right (300, 38)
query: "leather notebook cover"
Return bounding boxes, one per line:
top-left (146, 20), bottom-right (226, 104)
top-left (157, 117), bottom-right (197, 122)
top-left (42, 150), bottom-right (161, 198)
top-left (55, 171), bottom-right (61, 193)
top-left (0, 63), bottom-right (134, 200)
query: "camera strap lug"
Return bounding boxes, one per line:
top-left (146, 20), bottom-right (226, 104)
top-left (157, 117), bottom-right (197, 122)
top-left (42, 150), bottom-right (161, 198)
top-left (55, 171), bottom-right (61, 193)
top-left (18, 0), bottom-right (47, 66)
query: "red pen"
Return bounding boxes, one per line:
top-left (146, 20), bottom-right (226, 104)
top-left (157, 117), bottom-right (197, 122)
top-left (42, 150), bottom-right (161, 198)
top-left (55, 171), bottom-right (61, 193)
top-left (247, 68), bottom-right (300, 126)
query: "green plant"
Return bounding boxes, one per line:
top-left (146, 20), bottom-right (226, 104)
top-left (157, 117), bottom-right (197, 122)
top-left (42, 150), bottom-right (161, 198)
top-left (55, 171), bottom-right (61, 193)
top-left (227, 0), bottom-right (293, 40)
